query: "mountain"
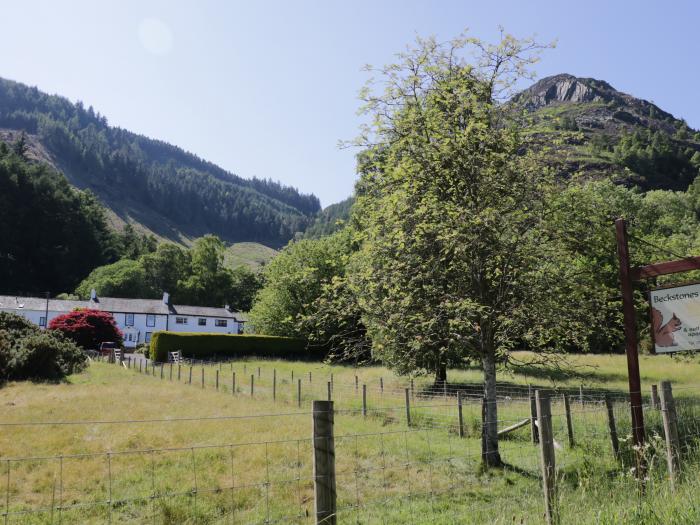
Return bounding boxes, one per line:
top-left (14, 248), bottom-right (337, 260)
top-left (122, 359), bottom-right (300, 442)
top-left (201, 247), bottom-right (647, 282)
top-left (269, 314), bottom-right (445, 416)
top-left (0, 77), bottom-right (320, 247)
top-left (301, 196), bottom-right (355, 239)
top-left (512, 73), bottom-right (700, 190)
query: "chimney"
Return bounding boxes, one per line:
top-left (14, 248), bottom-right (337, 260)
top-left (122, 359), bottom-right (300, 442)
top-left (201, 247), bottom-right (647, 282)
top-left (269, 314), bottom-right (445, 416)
top-left (90, 289), bottom-right (98, 301)
top-left (162, 292), bottom-right (170, 305)
top-left (225, 304), bottom-right (231, 311)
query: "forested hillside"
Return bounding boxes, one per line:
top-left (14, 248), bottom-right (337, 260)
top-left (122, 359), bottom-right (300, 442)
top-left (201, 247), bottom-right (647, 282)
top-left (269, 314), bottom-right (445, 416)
top-left (0, 143), bottom-right (139, 294)
top-left (0, 77), bottom-right (320, 246)
top-left (301, 197), bottom-right (354, 239)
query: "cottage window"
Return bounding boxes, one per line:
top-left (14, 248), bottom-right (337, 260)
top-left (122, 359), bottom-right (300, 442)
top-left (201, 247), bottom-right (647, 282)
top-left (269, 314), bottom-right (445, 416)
top-left (125, 313), bottom-right (134, 326)
top-left (145, 332), bottom-right (152, 343)
top-left (198, 318), bottom-right (207, 326)
top-left (39, 317), bottom-right (46, 327)
top-left (146, 314), bottom-right (156, 327)
top-left (176, 317), bottom-right (188, 325)
top-left (215, 319), bottom-right (228, 327)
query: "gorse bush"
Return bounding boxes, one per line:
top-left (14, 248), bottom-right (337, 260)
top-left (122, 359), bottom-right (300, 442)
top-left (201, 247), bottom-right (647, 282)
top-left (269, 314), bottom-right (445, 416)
top-left (149, 332), bottom-right (316, 362)
top-left (0, 312), bottom-right (87, 381)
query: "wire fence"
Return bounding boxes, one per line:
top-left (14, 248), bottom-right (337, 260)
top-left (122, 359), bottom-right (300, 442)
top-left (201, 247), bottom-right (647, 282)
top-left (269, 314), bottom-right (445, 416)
top-left (2, 358), bottom-right (700, 523)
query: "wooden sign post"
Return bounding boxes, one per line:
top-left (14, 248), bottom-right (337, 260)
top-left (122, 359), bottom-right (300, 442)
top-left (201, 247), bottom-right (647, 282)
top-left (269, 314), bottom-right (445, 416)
top-left (615, 217), bottom-right (700, 477)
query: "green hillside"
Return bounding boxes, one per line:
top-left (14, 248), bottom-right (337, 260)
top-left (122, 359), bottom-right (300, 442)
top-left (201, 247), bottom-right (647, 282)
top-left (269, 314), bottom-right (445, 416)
top-left (223, 242), bottom-right (278, 271)
top-left (0, 77), bottom-right (320, 247)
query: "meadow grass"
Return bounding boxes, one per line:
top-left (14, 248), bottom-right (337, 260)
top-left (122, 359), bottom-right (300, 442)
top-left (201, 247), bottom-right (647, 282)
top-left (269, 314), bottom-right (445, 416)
top-left (0, 353), bottom-right (698, 523)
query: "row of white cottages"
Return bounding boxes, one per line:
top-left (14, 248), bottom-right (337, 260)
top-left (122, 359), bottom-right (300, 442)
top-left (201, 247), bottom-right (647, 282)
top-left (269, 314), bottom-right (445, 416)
top-left (0, 291), bottom-right (246, 348)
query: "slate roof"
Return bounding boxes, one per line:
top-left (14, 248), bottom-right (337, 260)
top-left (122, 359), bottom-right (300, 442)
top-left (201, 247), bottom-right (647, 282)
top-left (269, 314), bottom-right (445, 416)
top-left (0, 295), bottom-right (245, 321)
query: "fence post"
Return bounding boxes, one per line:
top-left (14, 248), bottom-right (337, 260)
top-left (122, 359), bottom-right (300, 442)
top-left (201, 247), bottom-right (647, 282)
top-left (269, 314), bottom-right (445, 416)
top-left (312, 400), bottom-right (336, 525)
top-left (128, 357), bottom-right (131, 369)
top-left (659, 380), bottom-right (680, 488)
top-left (405, 388), bottom-right (411, 427)
top-left (651, 384), bottom-right (660, 410)
top-left (536, 391), bottom-right (557, 525)
top-left (216, 369), bottom-right (219, 391)
top-left (380, 377), bottom-right (384, 395)
top-left (258, 366), bottom-right (261, 378)
top-left (604, 395), bottom-right (620, 460)
top-left (177, 364), bottom-right (181, 381)
top-left (362, 384), bottom-right (367, 417)
top-left (530, 386), bottom-right (539, 444)
top-left (309, 371), bottom-right (312, 383)
top-left (563, 394), bottom-right (574, 448)
top-left (188, 366), bottom-right (192, 385)
top-left (457, 391), bottom-right (464, 438)
top-left (273, 369), bottom-right (277, 401)
top-left (232, 372), bottom-right (236, 395)
top-left (251, 375), bottom-right (255, 397)
top-left (160, 364), bottom-right (164, 380)
top-left (139, 360), bottom-right (142, 373)
top-left (169, 363), bottom-right (173, 381)
top-left (298, 379), bottom-right (302, 408)
top-left (327, 381), bottom-right (332, 402)
top-left (355, 375), bottom-right (358, 393)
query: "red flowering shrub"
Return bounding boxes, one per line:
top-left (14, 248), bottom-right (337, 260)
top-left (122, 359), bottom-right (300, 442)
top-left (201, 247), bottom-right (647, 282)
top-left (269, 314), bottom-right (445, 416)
top-left (49, 309), bottom-right (123, 349)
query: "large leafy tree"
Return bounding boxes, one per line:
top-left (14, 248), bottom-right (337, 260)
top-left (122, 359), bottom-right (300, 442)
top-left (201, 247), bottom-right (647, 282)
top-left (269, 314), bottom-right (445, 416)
top-left (49, 309), bottom-right (123, 349)
top-left (346, 32), bottom-right (600, 467)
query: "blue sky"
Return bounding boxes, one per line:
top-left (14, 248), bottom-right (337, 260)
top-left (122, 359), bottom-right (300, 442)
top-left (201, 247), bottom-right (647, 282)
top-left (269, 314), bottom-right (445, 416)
top-left (1, 1), bottom-right (698, 206)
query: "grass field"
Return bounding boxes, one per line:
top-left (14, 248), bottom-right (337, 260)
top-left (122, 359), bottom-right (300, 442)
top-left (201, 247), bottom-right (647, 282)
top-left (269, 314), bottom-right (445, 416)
top-left (223, 242), bottom-right (278, 271)
top-left (0, 353), bottom-right (699, 524)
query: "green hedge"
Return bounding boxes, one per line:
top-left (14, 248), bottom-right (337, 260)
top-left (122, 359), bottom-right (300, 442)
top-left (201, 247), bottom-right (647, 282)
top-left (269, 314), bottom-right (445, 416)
top-left (149, 332), bottom-right (322, 362)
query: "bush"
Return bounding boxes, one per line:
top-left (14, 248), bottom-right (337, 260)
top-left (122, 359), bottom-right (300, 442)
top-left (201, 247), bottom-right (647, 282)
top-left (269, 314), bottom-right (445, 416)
top-left (49, 309), bottom-right (123, 349)
top-left (0, 312), bottom-right (87, 381)
top-left (149, 332), bottom-right (320, 362)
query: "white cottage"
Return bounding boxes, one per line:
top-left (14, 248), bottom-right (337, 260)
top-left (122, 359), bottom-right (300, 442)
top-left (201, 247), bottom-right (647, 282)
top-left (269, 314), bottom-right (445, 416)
top-left (0, 291), bottom-right (246, 348)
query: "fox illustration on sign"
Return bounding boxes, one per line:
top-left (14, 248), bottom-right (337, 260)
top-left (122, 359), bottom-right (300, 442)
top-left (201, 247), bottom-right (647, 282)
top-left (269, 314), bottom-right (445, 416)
top-left (652, 307), bottom-right (682, 347)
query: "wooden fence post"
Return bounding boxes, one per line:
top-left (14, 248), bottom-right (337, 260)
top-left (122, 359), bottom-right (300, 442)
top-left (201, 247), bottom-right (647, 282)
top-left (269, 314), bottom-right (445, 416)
top-left (530, 386), bottom-right (539, 444)
top-left (298, 379), bottom-right (302, 408)
top-left (160, 365), bottom-right (164, 380)
top-left (604, 395), bottom-right (620, 460)
top-left (405, 388), bottom-right (411, 427)
top-left (380, 377), bottom-right (384, 395)
top-left (312, 400), bottom-right (336, 525)
top-left (579, 385), bottom-right (584, 406)
top-left (128, 357), bottom-right (131, 369)
top-left (201, 368), bottom-right (204, 389)
top-left (177, 364), bottom-right (181, 381)
top-left (251, 374), bottom-right (255, 397)
top-left (651, 384), bottom-right (660, 410)
top-left (232, 372), bottom-right (236, 395)
top-left (257, 366), bottom-right (261, 378)
top-left (563, 394), bottom-right (574, 448)
top-left (169, 363), bottom-right (173, 381)
top-left (362, 384), bottom-right (367, 417)
top-left (457, 391), bottom-right (464, 438)
top-left (355, 375), bottom-right (358, 393)
top-left (536, 391), bottom-right (557, 525)
top-left (188, 366), bottom-right (192, 385)
top-left (216, 369), bottom-right (219, 391)
top-left (309, 371), bottom-right (312, 383)
top-left (327, 381), bottom-right (332, 402)
top-left (660, 380), bottom-right (680, 488)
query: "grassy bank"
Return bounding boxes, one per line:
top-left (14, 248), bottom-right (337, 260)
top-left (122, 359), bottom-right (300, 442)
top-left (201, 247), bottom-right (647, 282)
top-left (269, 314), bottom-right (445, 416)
top-left (0, 355), bottom-right (697, 523)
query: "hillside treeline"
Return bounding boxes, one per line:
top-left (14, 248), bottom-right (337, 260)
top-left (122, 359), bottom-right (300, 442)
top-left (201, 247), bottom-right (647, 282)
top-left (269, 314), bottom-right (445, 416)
top-left (0, 77), bottom-right (320, 245)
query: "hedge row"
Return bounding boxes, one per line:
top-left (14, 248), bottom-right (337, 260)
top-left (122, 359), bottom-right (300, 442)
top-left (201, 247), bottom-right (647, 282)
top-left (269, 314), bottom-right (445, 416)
top-left (149, 332), bottom-right (323, 362)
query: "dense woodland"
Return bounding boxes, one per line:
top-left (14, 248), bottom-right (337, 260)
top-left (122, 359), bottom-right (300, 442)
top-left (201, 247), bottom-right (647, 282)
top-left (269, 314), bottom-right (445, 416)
top-left (0, 77), bottom-right (320, 245)
top-left (0, 143), bottom-right (153, 295)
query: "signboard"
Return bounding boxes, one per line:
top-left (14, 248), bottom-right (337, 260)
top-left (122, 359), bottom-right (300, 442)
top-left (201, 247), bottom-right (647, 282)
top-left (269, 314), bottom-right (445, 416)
top-left (649, 283), bottom-right (700, 353)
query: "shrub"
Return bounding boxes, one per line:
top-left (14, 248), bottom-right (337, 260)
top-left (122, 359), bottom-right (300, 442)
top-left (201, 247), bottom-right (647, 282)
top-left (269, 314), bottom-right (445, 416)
top-left (6, 331), bottom-right (87, 380)
top-left (0, 313), bottom-right (87, 381)
top-left (149, 332), bottom-right (319, 362)
top-left (49, 309), bottom-right (123, 349)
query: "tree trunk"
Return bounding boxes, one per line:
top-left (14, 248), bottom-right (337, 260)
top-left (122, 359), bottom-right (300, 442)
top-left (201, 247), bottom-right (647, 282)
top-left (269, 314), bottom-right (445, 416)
top-left (481, 346), bottom-right (502, 467)
top-left (434, 361), bottom-right (447, 387)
